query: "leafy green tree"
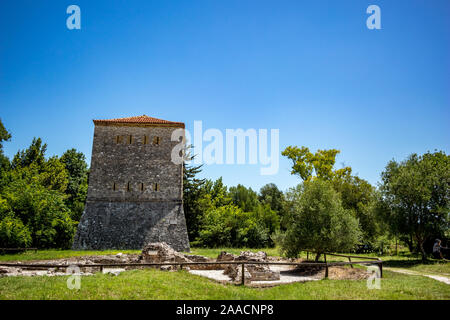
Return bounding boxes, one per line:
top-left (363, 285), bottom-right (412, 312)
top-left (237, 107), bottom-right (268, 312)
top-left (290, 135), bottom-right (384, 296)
top-left (259, 183), bottom-right (287, 229)
top-left (2, 179), bottom-right (75, 248)
top-left (0, 119), bottom-right (12, 187)
top-left (253, 203), bottom-right (280, 235)
top-left (0, 216), bottom-right (32, 248)
top-left (195, 203), bottom-right (275, 248)
top-left (283, 145), bottom-right (379, 244)
top-left (183, 160), bottom-right (207, 241)
top-left (279, 179), bottom-right (362, 261)
top-left (259, 183), bottom-right (284, 212)
top-left (12, 137), bottom-right (47, 169)
top-left (203, 177), bottom-right (232, 207)
top-left (60, 149), bottom-right (88, 221)
top-left (195, 204), bottom-right (240, 247)
top-left (331, 174), bottom-right (379, 242)
top-left (379, 151), bottom-right (450, 260)
top-left (0, 118), bottom-right (11, 150)
top-left (282, 146), bottom-right (351, 181)
top-left (229, 184), bottom-right (259, 212)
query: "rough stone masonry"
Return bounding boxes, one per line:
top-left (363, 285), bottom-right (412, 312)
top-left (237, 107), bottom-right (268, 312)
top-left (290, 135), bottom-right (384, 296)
top-left (72, 115), bottom-right (190, 252)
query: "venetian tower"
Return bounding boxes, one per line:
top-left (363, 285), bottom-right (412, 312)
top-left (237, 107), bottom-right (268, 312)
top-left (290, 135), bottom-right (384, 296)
top-left (72, 115), bottom-right (190, 252)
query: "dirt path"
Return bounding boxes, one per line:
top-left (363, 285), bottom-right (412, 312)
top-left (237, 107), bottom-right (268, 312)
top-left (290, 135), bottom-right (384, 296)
top-left (384, 267), bottom-right (450, 285)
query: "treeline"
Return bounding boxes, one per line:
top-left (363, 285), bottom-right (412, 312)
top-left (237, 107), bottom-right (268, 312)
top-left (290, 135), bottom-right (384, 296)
top-left (185, 146), bottom-right (449, 260)
top-left (0, 119), bottom-right (88, 248)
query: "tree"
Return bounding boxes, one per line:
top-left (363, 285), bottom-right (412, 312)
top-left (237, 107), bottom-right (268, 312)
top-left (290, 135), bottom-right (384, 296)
top-left (331, 174), bottom-right (379, 242)
top-left (259, 183), bottom-right (287, 228)
top-left (194, 203), bottom-right (276, 248)
top-left (0, 119), bottom-right (12, 185)
top-left (379, 151), bottom-right (450, 260)
top-left (282, 145), bottom-right (379, 243)
top-left (279, 179), bottom-right (362, 261)
top-left (229, 184), bottom-right (259, 212)
top-left (0, 134), bottom-right (77, 248)
top-left (259, 183), bottom-right (284, 213)
top-left (60, 149), bottom-right (89, 221)
top-left (282, 146), bottom-right (351, 181)
top-left (0, 118), bottom-right (11, 150)
top-left (12, 137), bottom-right (47, 169)
top-left (183, 160), bottom-right (207, 241)
top-left (1, 179), bottom-right (75, 248)
top-left (0, 216), bottom-right (32, 248)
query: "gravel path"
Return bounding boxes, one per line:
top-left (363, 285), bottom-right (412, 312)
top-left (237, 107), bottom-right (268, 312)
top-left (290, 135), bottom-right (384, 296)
top-left (188, 265), bottom-right (318, 286)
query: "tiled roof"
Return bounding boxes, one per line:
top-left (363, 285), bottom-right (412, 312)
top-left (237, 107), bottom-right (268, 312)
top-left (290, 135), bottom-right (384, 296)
top-left (93, 115), bottom-right (185, 127)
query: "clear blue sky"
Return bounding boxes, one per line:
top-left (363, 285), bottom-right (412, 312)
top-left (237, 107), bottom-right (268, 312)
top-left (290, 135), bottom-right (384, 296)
top-left (1, 0), bottom-right (449, 192)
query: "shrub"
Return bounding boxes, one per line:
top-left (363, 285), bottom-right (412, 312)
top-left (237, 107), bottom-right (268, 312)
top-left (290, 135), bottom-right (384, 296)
top-left (0, 216), bottom-right (32, 248)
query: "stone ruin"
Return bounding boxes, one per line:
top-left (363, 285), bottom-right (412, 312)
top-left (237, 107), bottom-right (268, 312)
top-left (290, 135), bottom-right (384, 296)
top-left (0, 243), bottom-right (280, 282)
top-left (217, 251), bottom-right (280, 282)
top-left (139, 243), bottom-right (280, 282)
top-left (140, 242), bottom-right (215, 271)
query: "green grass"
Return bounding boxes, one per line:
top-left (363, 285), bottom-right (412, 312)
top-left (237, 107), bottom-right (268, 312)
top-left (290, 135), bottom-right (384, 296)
top-left (0, 247), bottom-right (280, 262)
top-left (0, 249), bottom-right (141, 262)
top-left (383, 259), bottom-right (450, 275)
top-left (2, 247), bottom-right (448, 275)
top-left (0, 269), bottom-right (448, 300)
top-left (188, 247), bottom-right (281, 259)
top-left (1, 248), bottom-right (448, 300)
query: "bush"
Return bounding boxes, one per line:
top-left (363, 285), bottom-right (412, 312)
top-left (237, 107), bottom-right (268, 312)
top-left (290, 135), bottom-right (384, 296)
top-left (2, 179), bottom-right (75, 249)
top-left (0, 216), bottom-right (32, 248)
top-left (194, 204), bottom-right (276, 248)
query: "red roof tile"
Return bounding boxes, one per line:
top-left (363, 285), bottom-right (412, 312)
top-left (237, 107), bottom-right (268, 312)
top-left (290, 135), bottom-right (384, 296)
top-left (93, 115), bottom-right (185, 127)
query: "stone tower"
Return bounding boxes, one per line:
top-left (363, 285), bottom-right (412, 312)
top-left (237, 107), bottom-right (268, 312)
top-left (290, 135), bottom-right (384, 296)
top-left (72, 115), bottom-right (190, 252)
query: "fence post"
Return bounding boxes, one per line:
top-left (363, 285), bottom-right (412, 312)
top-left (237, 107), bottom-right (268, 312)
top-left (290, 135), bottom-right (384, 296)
top-left (241, 263), bottom-right (245, 286)
top-left (379, 261), bottom-right (383, 278)
top-left (324, 253), bottom-right (328, 279)
top-left (348, 257), bottom-right (353, 268)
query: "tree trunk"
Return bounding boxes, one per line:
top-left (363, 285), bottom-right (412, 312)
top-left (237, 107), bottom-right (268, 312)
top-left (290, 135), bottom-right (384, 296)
top-left (315, 253), bottom-right (321, 262)
top-left (418, 240), bottom-right (427, 261)
top-left (407, 234), bottom-right (414, 253)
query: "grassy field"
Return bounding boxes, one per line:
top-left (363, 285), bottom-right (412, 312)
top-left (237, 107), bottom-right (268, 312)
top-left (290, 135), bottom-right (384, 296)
top-left (1, 248), bottom-right (448, 300)
top-left (1, 247), bottom-right (449, 275)
top-left (0, 249), bottom-right (141, 262)
top-left (0, 268), bottom-right (448, 300)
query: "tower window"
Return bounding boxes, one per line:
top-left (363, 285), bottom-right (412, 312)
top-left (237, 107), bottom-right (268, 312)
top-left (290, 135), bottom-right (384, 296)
top-left (127, 182), bottom-right (131, 192)
top-left (153, 136), bottom-right (161, 145)
top-left (140, 183), bottom-right (144, 191)
top-left (154, 183), bottom-right (160, 191)
top-left (143, 135), bottom-right (148, 145)
top-left (128, 135), bottom-right (133, 144)
top-left (115, 136), bottom-right (123, 144)
top-left (112, 182), bottom-right (117, 191)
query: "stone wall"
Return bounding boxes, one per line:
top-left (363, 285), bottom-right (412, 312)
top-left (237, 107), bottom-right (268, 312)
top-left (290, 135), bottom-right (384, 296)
top-left (72, 122), bottom-right (190, 252)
